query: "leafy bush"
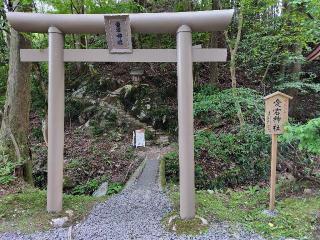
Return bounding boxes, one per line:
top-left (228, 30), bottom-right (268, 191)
top-left (31, 77), bottom-right (46, 117)
top-left (31, 127), bottom-right (43, 141)
top-left (164, 125), bottom-right (270, 189)
top-left (0, 95), bottom-right (5, 110)
top-left (107, 182), bottom-right (124, 195)
top-left (281, 117), bottom-right (320, 155)
top-left (0, 64), bottom-right (8, 109)
top-left (71, 176), bottom-right (108, 195)
top-left (65, 97), bottom-right (90, 122)
top-left (163, 151), bottom-right (179, 183)
top-left (0, 161), bottom-right (15, 185)
top-left (0, 146), bottom-right (15, 185)
top-left (70, 176), bottom-right (123, 196)
top-left (194, 87), bottom-right (264, 127)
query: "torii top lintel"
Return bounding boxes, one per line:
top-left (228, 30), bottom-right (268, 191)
top-left (6, 10), bottom-right (234, 34)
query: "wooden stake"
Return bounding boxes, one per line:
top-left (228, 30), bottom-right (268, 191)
top-left (269, 134), bottom-right (278, 211)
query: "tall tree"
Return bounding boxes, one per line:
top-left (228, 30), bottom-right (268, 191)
top-left (219, 0), bottom-right (245, 126)
top-left (0, 0), bottom-right (33, 184)
top-left (208, 0), bottom-right (220, 87)
top-left (71, 0), bottom-right (87, 73)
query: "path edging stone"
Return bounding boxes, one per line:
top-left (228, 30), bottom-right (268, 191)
top-left (124, 153), bottom-right (148, 190)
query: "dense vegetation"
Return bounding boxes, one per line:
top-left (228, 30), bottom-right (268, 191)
top-left (0, 0), bottom-right (319, 238)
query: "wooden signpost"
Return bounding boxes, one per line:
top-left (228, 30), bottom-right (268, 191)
top-left (264, 91), bottom-right (293, 211)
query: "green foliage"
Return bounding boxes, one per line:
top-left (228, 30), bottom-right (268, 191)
top-left (0, 161), bottom-right (15, 185)
top-left (194, 88), bottom-right (264, 127)
top-left (107, 182), bottom-right (124, 195)
top-left (0, 145), bottom-right (15, 185)
top-left (88, 120), bottom-right (105, 136)
top-left (0, 95), bottom-right (5, 109)
top-left (65, 157), bottom-right (84, 170)
top-left (163, 151), bottom-right (179, 184)
top-left (196, 125), bottom-right (270, 188)
top-left (277, 80), bottom-right (320, 93)
top-left (145, 129), bottom-right (155, 141)
top-left (65, 98), bottom-right (90, 122)
top-left (70, 175), bottom-right (123, 196)
top-left (30, 66), bottom-right (47, 117)
top-left (164, 125), bottom-right (270, 189)
top-left (31, 127), bottom-right (43, 141)
top-left (0, 5), bottom-right (8, 109)
top-left (0, 65), bottom-right (8, 109)
top-left (281, 117), bottom-right (320, 154)
top-left (233, 0), bottom-right (320, 89)
top-left (46, 0), bottom-right (143, 14)
top-left (71, 176), bottom-right (108, 195)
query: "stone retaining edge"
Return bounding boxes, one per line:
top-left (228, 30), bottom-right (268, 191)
top-left (123, 154), bottom-right (148, 190)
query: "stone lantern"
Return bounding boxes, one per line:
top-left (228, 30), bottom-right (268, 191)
top-left (130, 68), bottom-right (144, 85)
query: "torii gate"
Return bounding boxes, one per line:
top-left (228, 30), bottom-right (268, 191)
top-left (6, 10), bottom-right (234, 220)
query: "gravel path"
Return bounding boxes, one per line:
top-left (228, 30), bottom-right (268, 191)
top-left (0, 149), bottom-right (265, 240)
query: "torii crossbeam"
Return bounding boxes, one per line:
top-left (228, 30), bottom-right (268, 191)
top-left (6, 10), bottom-right (234, 220)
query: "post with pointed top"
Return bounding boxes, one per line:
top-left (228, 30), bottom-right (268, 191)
top-left (177, 25), bottom-right (195, 219)
top-left (47, 27), bottom-right (65, 212)
top-left (264, 91), bottom-right (292, 213)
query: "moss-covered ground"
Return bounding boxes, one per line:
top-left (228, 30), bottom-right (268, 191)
top-left (0, 188), bottom-right (107, 233)
top-left (162, 212), bottom-right (209, 236)
top-left (168, 184), bottom-right (320, 239)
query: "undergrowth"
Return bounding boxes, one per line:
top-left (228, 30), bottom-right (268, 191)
top-left (0, 188), bottom-right (106, 233)
top-left (168, 184), bottom-right (320, 239)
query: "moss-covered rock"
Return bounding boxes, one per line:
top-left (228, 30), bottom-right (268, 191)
top-left (120, 84), bottom-right (177, 132)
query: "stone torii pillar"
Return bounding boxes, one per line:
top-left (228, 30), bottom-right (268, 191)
top-left (6, 10), bottom-right (234, 218)
top-left (47, 27), bottom-right (65, 212)
top-left (177, 25), bottom-right (195, 219)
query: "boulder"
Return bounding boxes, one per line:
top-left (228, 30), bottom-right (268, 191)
top-left (303, 188), bottom-right (313, 195)
top-left (78, 105), bottom-right (97, 124)
top-left (72, 86), bottom-right (86, 98)
top-left (51, 217), bottom-right (69, 228)
top-left (207, 189), bottom-right (214, 194)
top-left (137, 111), bottom-right (147, 120)
top-left (157, 135), bottom-right (169, 146)
top-left (65, 209), bottom-right (74, 218)
top-left (92, 182), bottom-right (108, 197)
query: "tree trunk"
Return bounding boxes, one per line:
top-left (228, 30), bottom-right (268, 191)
top-left (0, 26), bottom-right (33, 184)
top-left (282, 0), bottom-right (301, 117)
top-left (288, 43), bottom-right (302, 117)
top-left (71, 0), bottom-right (87, 73)
top-left (209, 0), bottom-right (220, 87)
top-left (221, 0), bottom-right (245, 127)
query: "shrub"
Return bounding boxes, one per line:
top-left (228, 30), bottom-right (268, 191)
top-left (70, 176), bottom-right (123, 196)
top-left (65, 97), bottom-right (90, 122)
top-left (71, 176), bottom-right (108, 195)
top-left (0, 161), bottom-right (15, 185)
top-left (164, 124), bottom-right (270, 189)
top-left (0, 146), bottom-right (15, 185)
top-left (281, 117), bottom-right (320, 155)
top-left (107, 182), bottom-right (124, 195)
top-left (194, 87), bottom-right (264, 127)
top-left (31, 76), bottom-right (46, 117)
top-left (163, 151), bottom-right (179, 184)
